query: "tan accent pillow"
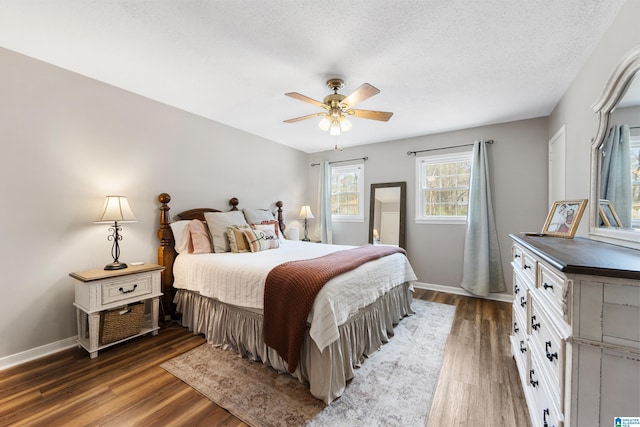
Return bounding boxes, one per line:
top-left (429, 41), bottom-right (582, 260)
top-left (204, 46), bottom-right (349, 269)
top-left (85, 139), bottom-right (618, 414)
top-left (226, 225), bottom-right (251, 253)
top-left (203, 211), bottom-right (249, 253)
top-left (241, 228), bottom-right (279, 252)
top-left (189, 219), bottom-right (213, 254)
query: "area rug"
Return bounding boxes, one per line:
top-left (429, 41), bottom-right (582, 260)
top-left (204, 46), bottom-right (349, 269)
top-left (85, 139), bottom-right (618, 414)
top-left (161, 300), bottom-right (455, 427)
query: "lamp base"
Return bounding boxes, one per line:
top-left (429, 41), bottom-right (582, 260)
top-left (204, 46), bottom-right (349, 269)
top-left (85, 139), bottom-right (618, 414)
top-left (301, 238), bottom-right (310, 242)
top-left (104, 261), bottom-right (128, 270)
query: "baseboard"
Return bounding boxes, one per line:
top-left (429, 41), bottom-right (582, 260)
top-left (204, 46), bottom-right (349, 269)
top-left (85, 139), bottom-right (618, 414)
top-left (0, 336), bottom-right (78, 371)
top-left (413, 282), bottom-right (513, 303)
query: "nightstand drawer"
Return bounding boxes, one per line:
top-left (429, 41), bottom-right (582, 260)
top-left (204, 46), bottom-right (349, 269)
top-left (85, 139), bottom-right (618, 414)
top-left (102, 274), bottom-right (153, 305)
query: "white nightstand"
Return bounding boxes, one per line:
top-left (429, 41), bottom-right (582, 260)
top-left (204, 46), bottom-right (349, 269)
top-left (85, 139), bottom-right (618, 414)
top-left (71, 263), bottom-right (164, 358)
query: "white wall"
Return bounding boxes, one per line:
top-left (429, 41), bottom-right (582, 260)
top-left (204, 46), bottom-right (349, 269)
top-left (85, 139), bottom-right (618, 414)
top-left (0, 47), bottom-right (308, 361)
top-left (308, 117), bottom-right (549, 292)
top-left (548, 0), bottom-right (640, 239)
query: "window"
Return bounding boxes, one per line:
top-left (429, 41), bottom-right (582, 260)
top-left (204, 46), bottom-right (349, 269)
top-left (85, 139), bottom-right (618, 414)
top-left (331, 163), bottom-right (365, 222)
top-left (415, 151), bottom-right (473, 224)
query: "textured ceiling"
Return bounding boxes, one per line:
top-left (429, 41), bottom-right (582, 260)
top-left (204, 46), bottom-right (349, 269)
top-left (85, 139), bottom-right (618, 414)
top-left (0, 1), bottom-right (627, 153)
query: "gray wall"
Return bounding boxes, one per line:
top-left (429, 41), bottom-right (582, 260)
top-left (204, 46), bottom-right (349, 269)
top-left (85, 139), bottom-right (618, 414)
top-left (0, 47), bottom-right (308, 360)
top-left (549, 0), bottom-right (640, 239)
top-left (308, 117), bottom-right (549, 292)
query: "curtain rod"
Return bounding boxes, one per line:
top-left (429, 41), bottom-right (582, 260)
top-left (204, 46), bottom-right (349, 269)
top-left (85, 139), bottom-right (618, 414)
top-left (310, 156), bottom-right (368, 167)
top-left (407, 139), bottom-right (495, 156)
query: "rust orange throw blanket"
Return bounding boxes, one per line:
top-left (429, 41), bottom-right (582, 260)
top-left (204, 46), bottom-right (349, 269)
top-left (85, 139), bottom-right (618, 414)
top-left (263, 244), bottom-right (407, 372)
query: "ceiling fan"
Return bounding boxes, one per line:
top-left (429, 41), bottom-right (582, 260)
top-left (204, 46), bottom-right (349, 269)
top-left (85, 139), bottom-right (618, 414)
top-left (284, 78), bottom-right (393, 136)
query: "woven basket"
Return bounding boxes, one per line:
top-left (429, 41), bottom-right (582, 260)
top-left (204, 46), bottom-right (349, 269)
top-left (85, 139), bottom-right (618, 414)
top-left (99, 302), bottom-right (145, 345)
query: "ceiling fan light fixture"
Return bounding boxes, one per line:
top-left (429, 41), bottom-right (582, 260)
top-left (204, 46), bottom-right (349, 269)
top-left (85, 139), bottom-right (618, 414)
top-left (284, 78), bottom-right (392, 143)
top-left (329, 119), bottom-right (341, 136)
top-left (318, 115), bottom-right (331, 131)
top-left (339, 115), bottom-right (352, 132)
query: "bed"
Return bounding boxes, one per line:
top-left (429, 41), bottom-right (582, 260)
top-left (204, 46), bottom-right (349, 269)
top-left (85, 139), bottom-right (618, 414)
top-left (156, 193), bottom-right (418, 403)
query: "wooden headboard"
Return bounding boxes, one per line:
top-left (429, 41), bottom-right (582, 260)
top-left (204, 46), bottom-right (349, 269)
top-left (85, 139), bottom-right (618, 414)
top-left (157, 193), bottom-right (285, 318)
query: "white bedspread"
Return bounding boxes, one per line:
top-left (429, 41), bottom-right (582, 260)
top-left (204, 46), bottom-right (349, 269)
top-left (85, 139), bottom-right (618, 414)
top-left (173, 240), bottom-right (417, 351)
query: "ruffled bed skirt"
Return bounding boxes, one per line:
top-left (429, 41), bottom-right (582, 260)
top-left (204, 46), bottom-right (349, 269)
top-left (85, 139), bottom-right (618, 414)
top-left (174, 282), bottom-right (414, 403)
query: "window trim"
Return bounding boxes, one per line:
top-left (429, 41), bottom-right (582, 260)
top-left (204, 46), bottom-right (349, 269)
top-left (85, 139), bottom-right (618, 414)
top-left (630, 134), bottom-right (640, 229)
top-left (415, 150), bottom-right (473, 225)
top-left (331, 162), bottom-right (365, 223)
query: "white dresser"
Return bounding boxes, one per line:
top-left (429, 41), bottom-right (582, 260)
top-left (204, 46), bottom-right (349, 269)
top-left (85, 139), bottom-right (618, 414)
top-left (510, 234), bottom-right (640, 427)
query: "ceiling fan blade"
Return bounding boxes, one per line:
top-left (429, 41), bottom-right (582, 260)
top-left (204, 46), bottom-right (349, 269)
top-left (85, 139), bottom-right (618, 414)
top-left (285, 92), bottom-right (328, 109)
top-left (350, 109), bottom-right (393, 121)
top-left (283, 112), bottom-right (324, 123)
top-left (340, 83), bottom-right (380, 109)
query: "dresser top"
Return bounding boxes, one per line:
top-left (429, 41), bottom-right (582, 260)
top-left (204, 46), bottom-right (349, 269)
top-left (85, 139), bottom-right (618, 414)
top-left (510, 234), bottom-right (640, 280)
top-left (70, 263), bottom-right (164, 282)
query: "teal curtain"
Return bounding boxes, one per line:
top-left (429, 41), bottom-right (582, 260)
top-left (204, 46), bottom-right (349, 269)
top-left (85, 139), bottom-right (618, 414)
top-left (318, 161), bottom-right (333, 243)
top-left (461, 141), bottom-right (505, 297)
top-left (600, 124), bottom-right (632, 228)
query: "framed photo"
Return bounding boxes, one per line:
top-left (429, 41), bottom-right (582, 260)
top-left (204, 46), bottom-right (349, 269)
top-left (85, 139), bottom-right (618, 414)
top-left (541, 199), bottom-right (588, 238)
top-left (598, 199), bottom-right (623, 228)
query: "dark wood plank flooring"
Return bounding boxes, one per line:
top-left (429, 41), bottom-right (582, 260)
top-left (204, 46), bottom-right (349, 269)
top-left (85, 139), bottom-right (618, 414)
top-left (0, 290), bottom-right (529, 426)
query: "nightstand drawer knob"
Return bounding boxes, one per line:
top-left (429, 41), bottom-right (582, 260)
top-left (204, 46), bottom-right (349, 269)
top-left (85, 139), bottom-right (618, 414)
top-left (119, 284), bottom-right (138, 294)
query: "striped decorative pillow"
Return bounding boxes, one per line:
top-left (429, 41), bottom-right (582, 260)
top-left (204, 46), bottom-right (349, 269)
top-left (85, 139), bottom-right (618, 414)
top-left (241, 228), bottom-right (279, 252)
top-left (226, 225), bottom-right (251, 253)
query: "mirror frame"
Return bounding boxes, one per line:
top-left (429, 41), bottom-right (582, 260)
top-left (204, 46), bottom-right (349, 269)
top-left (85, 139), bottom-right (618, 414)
top-left (368, 182), bottom-right (406, 249)
top-left (589, 43), bottom-right (640, 249)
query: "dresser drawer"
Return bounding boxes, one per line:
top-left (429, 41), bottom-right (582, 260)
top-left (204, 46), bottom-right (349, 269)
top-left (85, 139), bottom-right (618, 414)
top-left (538, 262), bottom-right (569, 321)
top-left (529, 350), bottom-right (564, 427)
top-left (511, 308), bottom-right (529, 379)
top-left (530, 295), bottom-right (566, 407)
top-left (521, 251), bottom-right (537, 285)
top-left (102, 274), bottom-right (153, 305)
top-left (513, 272), bottom-right (529, 323)
top-left (512, 244), bottom-right (524, 268)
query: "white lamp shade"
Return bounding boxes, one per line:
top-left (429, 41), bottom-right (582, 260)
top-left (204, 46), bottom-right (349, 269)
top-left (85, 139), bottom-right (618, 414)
top-left (318, 115), bottom-right (331, 131)
top-left (95, 196), bottom-right (138, 223)
top-left (298, 205), bottom-right (315, 219)
top-left (329, 120), bottom-right (341, 136)
top-left (339, 116), bottom-right (352, 132)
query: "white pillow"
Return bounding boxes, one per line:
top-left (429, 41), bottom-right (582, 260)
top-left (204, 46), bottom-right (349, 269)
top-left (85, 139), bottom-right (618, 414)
top-left (203, 211), bottom-right (249, 253)
top-left (170, 220), bottom-right (192, 253)
top-left (243, 208), bottom-right (275, 224)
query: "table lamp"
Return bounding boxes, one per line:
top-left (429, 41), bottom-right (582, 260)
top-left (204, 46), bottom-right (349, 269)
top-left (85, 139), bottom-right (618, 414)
top-left (95, 195), bottom-right (138, 270)
top-left (298, 205), bottom-right (315, 242)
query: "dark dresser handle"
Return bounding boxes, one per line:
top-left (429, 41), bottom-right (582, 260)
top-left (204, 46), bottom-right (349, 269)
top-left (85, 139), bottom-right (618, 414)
top-left (546, 341), bottom-right (558, 361)
top-left (543, 282), bottom-right (554, 290)
top-left (531, 315), bottom-right (540, 331)
top-left (119, 284), bottom-right (138, 294)
top-left (529, 369), bottom-right (539, 387)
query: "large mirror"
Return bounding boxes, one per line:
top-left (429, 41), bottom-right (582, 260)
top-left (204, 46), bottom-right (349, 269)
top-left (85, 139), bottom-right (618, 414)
top-left (369, 182), bottom-right (406, 249)
top-left (590, 44), bottom-right (640, 248)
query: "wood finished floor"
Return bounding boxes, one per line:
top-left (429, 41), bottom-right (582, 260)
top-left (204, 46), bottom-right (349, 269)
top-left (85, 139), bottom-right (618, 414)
top-left (0, 290), bottom-right (530, 426)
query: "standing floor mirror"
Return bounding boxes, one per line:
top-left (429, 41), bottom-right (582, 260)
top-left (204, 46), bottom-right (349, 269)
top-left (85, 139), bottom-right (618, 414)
top-left (369, 182), bottom-right (406, 249)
